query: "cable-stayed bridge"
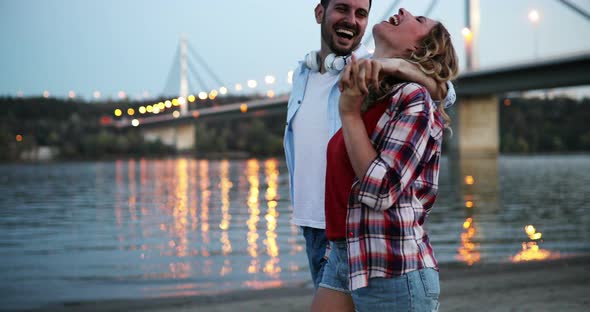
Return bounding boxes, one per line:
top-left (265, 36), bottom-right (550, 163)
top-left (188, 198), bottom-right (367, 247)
top-left (110, 0), bottom-right (590, 157)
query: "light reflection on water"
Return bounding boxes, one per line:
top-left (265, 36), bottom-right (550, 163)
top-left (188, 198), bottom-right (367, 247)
top-left (457, 217), bottom-right (480, 265)
top-left (1, 155), bottom-right (589, 309)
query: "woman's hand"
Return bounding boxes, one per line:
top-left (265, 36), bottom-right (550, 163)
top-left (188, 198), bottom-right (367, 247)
top-left (337, 55), bottom-right (381, 180)
top-left (338, 55), bottom-right (365, 116)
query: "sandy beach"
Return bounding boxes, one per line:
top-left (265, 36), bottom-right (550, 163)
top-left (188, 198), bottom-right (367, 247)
top-left (25, 255), bottom-right (589, 312)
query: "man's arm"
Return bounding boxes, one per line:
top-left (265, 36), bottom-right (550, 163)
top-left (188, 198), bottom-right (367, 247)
top-left (384, 58), bottom-right (447, 100)
top-left (352, 58), bottom-right (447, 101)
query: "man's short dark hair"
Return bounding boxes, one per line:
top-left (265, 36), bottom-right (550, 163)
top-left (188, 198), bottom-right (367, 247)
top-left (321, 0), bottom-right (372, 10)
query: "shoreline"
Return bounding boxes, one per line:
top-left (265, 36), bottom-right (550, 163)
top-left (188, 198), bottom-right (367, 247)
top-left (3, 152), bottom-right (590, 165)
top-left (23, 255), bottom-right (590, 312)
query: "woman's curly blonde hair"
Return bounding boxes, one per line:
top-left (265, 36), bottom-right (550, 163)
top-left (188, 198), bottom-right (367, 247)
top-left (365, 22), bottom-right (459, 128)
top-left (409, 22), bottom-right (459, 127)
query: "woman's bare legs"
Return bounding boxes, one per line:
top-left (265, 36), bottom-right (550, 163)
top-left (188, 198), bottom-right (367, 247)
top-left (311, 287), bottom-right (354, 312)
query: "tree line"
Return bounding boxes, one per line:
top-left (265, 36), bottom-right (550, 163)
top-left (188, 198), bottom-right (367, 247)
top-left (499, 96), bottom-right (590, 153)
top-left (1, 95), bottom-right (589, 161)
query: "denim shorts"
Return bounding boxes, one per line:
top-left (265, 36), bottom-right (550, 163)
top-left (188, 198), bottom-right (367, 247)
top-left (318, 240), bottom-right (350, 293)
top-left (352, 268), bottom-right (440, 311)
top-left (301, 226), bottom-right (328, 289)
top-left (319, 240), bottom-right (440, 311)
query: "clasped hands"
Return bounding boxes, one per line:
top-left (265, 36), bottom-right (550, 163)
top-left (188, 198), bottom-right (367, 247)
top-left (338, 55), bottom-right (401, 116)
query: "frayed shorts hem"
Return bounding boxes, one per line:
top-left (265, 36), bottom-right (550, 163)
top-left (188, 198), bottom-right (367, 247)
top-left (318, 283), bottom-right (351, 294)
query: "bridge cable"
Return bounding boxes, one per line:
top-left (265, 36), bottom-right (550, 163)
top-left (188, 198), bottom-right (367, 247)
top-left (362, 0), bottom-right (402, 48)
top-left (186, 57), bottom-right (211, 93)
top-left (556, 0), bottom-right (590, 22)
top-left (424, 0), bottom-right (438, 17)
top-left (161, 44), bottom-right (181, 97)
top-left (187, 43), bottom-right (227, 88)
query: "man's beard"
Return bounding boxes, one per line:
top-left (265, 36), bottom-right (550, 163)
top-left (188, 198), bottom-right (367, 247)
top-left (321, 18), bottom-right (361, 56)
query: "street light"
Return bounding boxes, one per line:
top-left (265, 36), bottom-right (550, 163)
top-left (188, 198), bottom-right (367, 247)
top-left (528, 9), bottom-right (540, 23)
top-left (528, 9), bottom-right (541, 59)
top-left (464, 0), bottom-right (480, 71)
top-left (462, 27), bottom-right (474, 71)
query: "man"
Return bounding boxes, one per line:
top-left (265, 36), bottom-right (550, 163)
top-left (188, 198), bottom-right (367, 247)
top-left (284, 0), bottom-right (455, 289)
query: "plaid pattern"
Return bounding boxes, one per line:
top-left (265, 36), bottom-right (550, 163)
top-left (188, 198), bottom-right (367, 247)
top-left (346, 82), bottom-right (444, 291)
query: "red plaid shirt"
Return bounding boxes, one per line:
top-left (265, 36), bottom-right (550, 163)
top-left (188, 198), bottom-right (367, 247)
top-left (345, 82), bottom-right (444, 290)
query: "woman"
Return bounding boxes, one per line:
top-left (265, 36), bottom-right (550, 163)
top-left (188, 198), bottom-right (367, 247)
top-left (312, 8), bottom-right (459, 312)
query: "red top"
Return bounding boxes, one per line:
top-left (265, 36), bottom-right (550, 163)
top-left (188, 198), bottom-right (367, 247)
top-left (325, 100), bottom-right (389, 240)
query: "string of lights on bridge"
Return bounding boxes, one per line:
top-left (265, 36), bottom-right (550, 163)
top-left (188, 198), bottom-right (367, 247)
top-left (109, 71), bottom-right (294, 128)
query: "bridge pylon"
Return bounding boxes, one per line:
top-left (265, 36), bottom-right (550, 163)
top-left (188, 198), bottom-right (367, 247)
top-left (180, 34), bottom-right (189, 115)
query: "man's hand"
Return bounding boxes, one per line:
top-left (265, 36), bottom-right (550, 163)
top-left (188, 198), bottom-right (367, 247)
top-left (352, 57), bottom-right (446, 101)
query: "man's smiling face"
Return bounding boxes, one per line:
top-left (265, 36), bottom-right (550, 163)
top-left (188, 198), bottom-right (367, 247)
top-left (316, 0), bottom-right (370, 56)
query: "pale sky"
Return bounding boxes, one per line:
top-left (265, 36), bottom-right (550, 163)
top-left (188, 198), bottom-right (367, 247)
top-left (1, 0), bottom-right (589, 100)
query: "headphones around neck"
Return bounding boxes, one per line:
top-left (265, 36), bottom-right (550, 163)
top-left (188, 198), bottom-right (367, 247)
top-left (305, 51), bottom-right (351, 74)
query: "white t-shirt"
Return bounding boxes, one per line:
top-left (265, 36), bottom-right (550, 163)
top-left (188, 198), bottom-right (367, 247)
top-left (291, 71), bottom-right (340, 229)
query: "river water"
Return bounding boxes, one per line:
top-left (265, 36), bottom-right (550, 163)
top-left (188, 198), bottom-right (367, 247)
top-left (1, 155), bottom-right (589, 310)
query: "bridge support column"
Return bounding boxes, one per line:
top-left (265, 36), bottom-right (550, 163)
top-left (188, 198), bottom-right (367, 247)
top-left (457, 94), bottom-right (499, 157)
top-left (142, 124), bottom-right (196, 151)
top-left (174, 124), bottom-right (196, 150)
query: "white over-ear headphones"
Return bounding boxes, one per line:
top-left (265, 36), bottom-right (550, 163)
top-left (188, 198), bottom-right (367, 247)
top-left (305, 51), bottom-right (351, 74)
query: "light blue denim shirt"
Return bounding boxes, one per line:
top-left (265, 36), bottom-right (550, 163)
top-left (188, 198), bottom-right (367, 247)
top-left (282, 46), bottom-right (456, 204)
top-left (283, 46), bottom-right (371, 204)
